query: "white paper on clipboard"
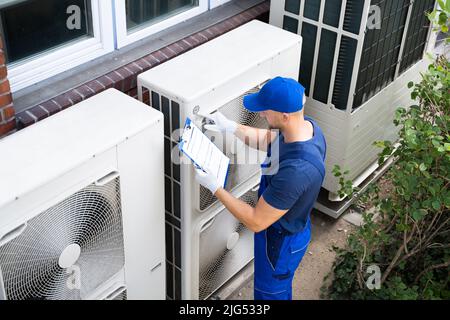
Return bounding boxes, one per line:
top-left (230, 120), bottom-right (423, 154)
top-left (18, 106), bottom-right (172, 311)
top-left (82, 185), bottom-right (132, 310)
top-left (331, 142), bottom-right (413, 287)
top-left (178, 118), bottom-right (230, 188)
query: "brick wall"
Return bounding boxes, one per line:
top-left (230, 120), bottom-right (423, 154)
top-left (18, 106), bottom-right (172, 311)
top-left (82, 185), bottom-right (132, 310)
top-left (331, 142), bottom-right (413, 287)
top-left (15, 1), bottom-right (270, 129)
top-left (0, 36), bottom-right (16, 137)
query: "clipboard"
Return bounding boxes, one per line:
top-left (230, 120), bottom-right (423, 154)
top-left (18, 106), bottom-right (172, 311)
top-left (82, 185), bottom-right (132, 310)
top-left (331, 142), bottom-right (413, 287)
top-left (179, 118), bottom-right (230, 189)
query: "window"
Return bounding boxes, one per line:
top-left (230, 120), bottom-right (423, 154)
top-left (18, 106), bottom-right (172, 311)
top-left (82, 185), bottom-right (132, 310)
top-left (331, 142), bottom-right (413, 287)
top-left (1, 0), bottom-right (232, 92)
top-left (210, 0), bottom-right (233, 10)
top-left (1, 0), bottom-right (114, 92)
top-left (114, 0), bottom-right (208, 48)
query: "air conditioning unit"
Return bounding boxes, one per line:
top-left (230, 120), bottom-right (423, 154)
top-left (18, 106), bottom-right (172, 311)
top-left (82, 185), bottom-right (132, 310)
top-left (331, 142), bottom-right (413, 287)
top-left (137, 20), bottom-right (302, 299)
top-left (0, 89), bottom-right (165, 300)
top-left (270, 0), bottom-right (437, 217)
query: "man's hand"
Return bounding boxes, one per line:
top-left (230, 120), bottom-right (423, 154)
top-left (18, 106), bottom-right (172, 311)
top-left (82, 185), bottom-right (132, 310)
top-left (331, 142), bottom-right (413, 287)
top-left (194, 167), bottom-right (221, 195)
top-left (202, 112), bottom-right (237, 134)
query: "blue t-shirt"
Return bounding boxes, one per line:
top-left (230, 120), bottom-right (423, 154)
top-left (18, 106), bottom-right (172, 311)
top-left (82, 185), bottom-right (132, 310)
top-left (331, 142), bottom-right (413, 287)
top-left (261, 116), bottom-right (326, 233)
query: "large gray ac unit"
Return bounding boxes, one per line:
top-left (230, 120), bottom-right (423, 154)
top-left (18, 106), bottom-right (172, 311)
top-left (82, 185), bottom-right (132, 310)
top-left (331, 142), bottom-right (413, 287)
top-left (270, 0), bottom-right (437, 217)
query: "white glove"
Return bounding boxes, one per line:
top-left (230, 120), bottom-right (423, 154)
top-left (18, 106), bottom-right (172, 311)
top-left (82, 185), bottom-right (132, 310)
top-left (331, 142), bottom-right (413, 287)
top-left (202, 112), bottom-right (237, 134)
top-left (195, 167), bottom-right (221, 195)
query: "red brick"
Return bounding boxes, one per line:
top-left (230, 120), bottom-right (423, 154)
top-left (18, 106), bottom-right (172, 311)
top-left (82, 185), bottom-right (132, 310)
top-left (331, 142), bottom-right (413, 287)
top-left (143, 89), bottom-right (150, 103)
top-left (186, 35), bottom-right (200, 46)
top-left (160, 47), bottom-right (176, 59)
top-left (116, 67), bottom-right (133, 80)
top-left (52, 95), bottom-right (72, 110)
top-left (28, 105), bottom-right (49, 120)
top-left (197, 31), bottom-right (213, 41)
top-left (167, 43), bottom-right (184, 55)
top-left (135, 59), bottom-right (152, 71)
top-left (2, 104), bottom-right (15, 120)
top-left (192, 33), bottom-right (207, 45)
top-left (16, 111), bottom-right (36, 128)
top-left (97, 75), bottom-right (115, 89)
top-left (232, 15), bottom-right (246, 25)
top-left (0, 78), bottom-right (10, 93)
top-left (75, 85), bottom-right (96, 99)
top-left (127, 87), bottom-right (137, 98)
top-left (125, 63), bottom-right (141, 75)
top-left (122, 76), bottom-right (133, 92)
top-left (107, 71), bottom-right (123, 82)
top-left (0, 66), bottom-right (7, 80)
top-left (0, 93), bottom-right (12, 107)
top-left (63, 90), bottom-right (83, 106)
top-left (85, 80), bottom-right (105, 94)
top-left (152, 51), bottom-right (167, 63)
top-left (40, 100), bottom-right (61, 116)
top-left (0, 119), bottom-right (16, 136)
top-left (176, 39), bottom-right (192, 51)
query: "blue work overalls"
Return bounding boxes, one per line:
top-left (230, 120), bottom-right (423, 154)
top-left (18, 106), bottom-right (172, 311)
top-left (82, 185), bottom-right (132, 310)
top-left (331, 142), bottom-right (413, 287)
top-left (254, 147), bottom-right (325, 300)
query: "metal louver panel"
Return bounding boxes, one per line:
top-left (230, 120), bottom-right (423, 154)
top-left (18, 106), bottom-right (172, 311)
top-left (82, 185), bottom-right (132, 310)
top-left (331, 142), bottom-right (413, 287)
top-left (284, 0), bottom-right (301, 15)
top-left (199, 84), bottom-right (268, 211)
top-left (0, 178), bottom-right (125, 300)
top-left (304, 0), bottom-right (321, 21)
top-left (199, 187), bottom-right (258, 300)
top-left (343, 0), bottom-right (365, 34)
top-left (353, 0), bottom-right (410, 109)
top-left (151, 90), bottom-right (182, 300)
top-left (299, 22), bottom-right (318, 96)
top-left (399, 0), bottom-right (435, 73)
top-left (313, 29), bottom-right (337, 104)
top-left (332, 36), bottom-right (358, 110)
top-left (323, 0), bottom-right (342, 27)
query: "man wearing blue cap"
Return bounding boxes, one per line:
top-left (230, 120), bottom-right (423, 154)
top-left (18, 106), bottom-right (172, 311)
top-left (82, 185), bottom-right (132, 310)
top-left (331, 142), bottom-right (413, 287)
top-left (195, 77), bottom-right (327, 300)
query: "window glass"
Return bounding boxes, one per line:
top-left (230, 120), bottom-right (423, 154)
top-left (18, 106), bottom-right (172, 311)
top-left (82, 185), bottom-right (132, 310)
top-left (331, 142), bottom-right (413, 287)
top-left (0, 0), bottom-right (93, 64)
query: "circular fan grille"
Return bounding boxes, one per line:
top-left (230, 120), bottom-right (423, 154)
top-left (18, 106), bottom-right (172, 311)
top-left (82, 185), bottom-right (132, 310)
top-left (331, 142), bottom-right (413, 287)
top-left (199, 188), bottom-right (258, 299)
top-left (0, 178), bottom-right (125, 300)
top-left (199, 84), bottom-right (268, 211)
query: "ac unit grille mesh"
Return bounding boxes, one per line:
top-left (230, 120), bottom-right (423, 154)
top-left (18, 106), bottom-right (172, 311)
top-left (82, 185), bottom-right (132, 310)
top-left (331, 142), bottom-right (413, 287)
top-left (353, 0), bottom-right (410, 109)
top-left (199, 85), bottom-right (268, 211)
top-left (399, 0), bottom-right (435, 73)
top-left (112, 289), bottom-right (127, 300)
top-left (0, 178), bottom-right (125, 300)
top-left (199, 188), bottom-right (258, 300)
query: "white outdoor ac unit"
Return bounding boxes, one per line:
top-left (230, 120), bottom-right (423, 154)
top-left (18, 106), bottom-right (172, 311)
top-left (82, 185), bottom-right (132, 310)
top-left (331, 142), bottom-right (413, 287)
top-left (137, 20), bottom-right (302, 299)
top-left (270, 0), bottom-right (437, 217)
top-left (0, 89), bottom-right (165, 300)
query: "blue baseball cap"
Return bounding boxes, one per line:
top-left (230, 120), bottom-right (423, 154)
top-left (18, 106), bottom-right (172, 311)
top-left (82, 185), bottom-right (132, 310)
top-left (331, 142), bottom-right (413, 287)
top-left (243, 77), bottom-right (305, 113)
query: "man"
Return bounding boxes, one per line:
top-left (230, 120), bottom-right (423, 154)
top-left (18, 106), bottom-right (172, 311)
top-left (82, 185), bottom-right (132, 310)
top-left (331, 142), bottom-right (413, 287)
top-left (195, 77), bottom-right (326, 300)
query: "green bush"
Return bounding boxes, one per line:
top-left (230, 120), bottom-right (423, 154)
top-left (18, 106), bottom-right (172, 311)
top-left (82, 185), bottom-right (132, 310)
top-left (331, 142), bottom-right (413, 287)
top-left (322, 3), bottom-right (450, 300)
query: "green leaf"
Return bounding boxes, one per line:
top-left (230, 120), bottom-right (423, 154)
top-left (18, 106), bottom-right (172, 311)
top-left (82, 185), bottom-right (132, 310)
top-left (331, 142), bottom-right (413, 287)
top-left (445, 143), bottom-right (450, 152)
top-left (407, 81), bottom-right (414, 88)
top-left (432, 200), bottom-right (441, 210)
top-left (412, 209), bottom-right (427, 221)
top-left (419, 163), bottom-right (427, 171)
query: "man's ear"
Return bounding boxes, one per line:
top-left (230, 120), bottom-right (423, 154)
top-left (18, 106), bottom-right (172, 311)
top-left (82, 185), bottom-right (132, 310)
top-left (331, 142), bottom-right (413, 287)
top-left (282, 113), bottom-right (290, 122)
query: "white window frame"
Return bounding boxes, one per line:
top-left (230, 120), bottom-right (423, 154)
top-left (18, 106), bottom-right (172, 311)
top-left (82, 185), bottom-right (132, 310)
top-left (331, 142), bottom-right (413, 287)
top-left (114, 0), bottom-right (208, 48)
top-left (6, 0), bottom-right (115, 93)
top-left (209, 0), bottom-right (232, 10)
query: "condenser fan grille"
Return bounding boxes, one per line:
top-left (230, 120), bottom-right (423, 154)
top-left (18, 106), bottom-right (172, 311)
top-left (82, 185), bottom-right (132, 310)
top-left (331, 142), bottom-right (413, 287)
top-left (0, 177), bottom-right (125, 300)
top-left (199, 84), bottom-right (268, 211)
top-left (199, 188), bottom-right (258, 299)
